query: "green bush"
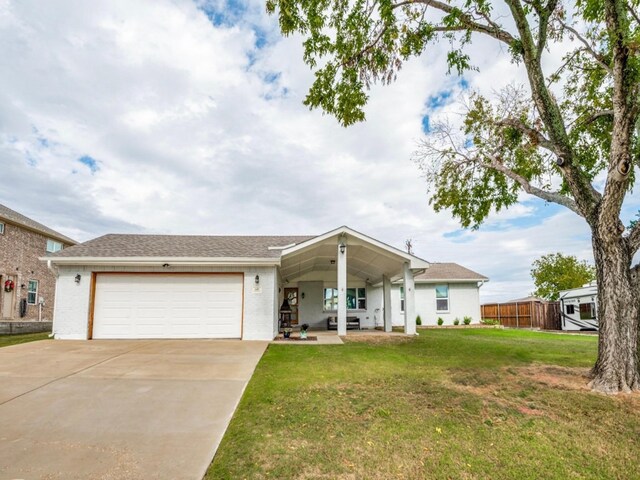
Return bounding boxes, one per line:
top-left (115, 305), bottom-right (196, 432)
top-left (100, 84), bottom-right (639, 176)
top-left (437, 317), bottom-right (444, 326)
top-left (453, 318), bottom-right (460, 326)
top-left (481, 318), bottom-right (500, 326)
top-left (416, 315), bottom-right (422, 326)
top-left (463, 316), bottom-right (472, 325)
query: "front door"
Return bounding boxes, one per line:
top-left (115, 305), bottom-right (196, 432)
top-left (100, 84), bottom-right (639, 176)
top-left (1, 275), bottom-right (16, 319)
top-left (284, 288), bottom-right (299, 325)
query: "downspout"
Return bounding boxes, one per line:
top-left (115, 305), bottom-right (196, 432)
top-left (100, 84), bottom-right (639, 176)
top-left (47, 259), bottom-right (59, 277)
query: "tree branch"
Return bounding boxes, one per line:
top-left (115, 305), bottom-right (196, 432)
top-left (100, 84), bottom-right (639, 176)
top-left (629, 223), bottom-right (640, 255)
top-left (485, 154), bottom-right (582, 215)
top-left (504, 0), bottom-right (601, 220)
top-left (627, 2), bottom-right (640, 27)
top-left (392, 0), bottom-right (517, 45)
top-left (598, 0), bottom-right (638, 233)
top-left (496, 118), bottom-right (560, 154)
top-left (556, 19), bottom-right (613, 74)
top-left (536, 0), bottom-right (559, 56)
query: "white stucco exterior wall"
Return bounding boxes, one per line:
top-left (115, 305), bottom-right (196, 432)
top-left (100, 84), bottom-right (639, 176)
top-left (52, 265), bottom-right (278, 341)
top-left (390, 282), bottom-right (482, 326)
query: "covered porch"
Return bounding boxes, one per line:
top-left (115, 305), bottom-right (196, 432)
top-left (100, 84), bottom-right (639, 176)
top-left (277, 226), bottom-right (429, 335)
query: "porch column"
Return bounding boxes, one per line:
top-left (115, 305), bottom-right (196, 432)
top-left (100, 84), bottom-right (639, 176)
top-left (403, 262), bottom-right (416, 335)
top-left (383, 275), bottom-right (392, 332)
top-left (337, 240), bottom-right (347, 336)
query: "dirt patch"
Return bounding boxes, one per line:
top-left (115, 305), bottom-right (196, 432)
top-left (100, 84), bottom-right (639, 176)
top-left (517, 405), bottom-right (546, 416)
top-left (342, 334), bottom-right (414, 345)
top-left (517, 365), bottom-right (592, 391)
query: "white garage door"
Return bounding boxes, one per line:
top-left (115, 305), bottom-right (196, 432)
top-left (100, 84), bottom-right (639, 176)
top-left (93, 274), bottom-right (243, 339)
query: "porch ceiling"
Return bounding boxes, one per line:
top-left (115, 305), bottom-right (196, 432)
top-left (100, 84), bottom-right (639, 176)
top-left (279, 232), bottom-right (424, 284)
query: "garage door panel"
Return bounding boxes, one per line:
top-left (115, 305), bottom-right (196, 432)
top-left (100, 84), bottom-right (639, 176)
top-left (93, 274), bottom-right (243, 339)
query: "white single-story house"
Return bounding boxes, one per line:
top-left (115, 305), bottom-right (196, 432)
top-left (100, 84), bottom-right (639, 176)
top-left (44, 226), bottom-right (488, 340)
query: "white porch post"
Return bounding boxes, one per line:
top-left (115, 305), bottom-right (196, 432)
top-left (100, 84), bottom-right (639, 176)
top-left (403, 262), bottom-right (416, 335)
top-left (383, 275), bottom-right (392, 332)
top-left (337, 240), bottom-right (347, 336)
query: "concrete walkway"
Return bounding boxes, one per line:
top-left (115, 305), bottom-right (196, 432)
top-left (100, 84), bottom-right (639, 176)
top-left (0, 339), bottom-right (267, 480)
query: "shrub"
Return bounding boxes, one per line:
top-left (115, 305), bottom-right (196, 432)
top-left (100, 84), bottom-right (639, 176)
top-left (481, 318), bottom-right (500, 326)
top-left (416, 315), bottom-right (422, 326)
top-left (463, 316), bottom-right (472, 325)
top-left (453, 318), bottom-right (460, 326)
top-left (437, 317), bottom-right (444, 326)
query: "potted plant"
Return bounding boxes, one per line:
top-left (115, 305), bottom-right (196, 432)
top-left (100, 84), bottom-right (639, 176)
top-left (300, 323), bottom-right (309, 339)
top-left (283, 327), bottom-right (293, 339)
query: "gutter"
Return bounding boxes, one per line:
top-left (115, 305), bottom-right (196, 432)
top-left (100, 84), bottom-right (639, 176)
top-left (40, 256), bottom-right (281, 267)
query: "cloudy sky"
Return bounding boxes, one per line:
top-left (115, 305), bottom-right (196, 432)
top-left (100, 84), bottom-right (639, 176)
top-left (1, 0), bottom-right (637, 302)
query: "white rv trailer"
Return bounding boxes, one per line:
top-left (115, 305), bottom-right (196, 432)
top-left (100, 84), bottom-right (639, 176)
top-left (559, 283), bottom-right (598, 331)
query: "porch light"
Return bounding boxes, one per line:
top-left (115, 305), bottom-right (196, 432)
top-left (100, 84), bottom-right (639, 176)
top-left (339, 243), bottom-right (346, 254)
top-left (255, 275), bottom-right (260, 284)
top-left (75, 274), bottom-right (81, 284)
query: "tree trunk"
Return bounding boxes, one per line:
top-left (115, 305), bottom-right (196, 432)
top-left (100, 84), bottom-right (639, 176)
top-left (589, 231), bottom-right (640, 393)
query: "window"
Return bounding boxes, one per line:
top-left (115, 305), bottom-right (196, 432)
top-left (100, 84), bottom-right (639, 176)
top-left (323, 288), bottom-right (338, 311)
top-left (27, 280), bottom-right (38, 305)
top-left (436, 284), bottom-right (449, 312)
top-left (323, 287), bottom-right (366, 310)
top-left (566, 304), bottom-right (575, 315)
top-left (400, 286), bottom-right (405, 312)
top-left (0, 222), bottom-right (4, 234)
top-left (46, 239), bottom-right (63, 253)
top-left (347, 288), bottom-right (366, 309)
top-left (579, 302), bottom-right (596, 320)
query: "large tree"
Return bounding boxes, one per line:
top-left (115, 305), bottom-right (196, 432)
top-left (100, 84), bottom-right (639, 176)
top-left (267, 0), bottom-right (640, 392)
top-left (531, 253), bottom-right (596, 300)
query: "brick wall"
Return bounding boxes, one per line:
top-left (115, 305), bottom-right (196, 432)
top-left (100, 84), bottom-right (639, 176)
top-left (0, 222), bottom-right (71, 321)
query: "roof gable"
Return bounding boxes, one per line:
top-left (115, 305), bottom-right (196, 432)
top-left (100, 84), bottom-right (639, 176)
top-left (0, 204), bottom-right (77, 245)
top-left (414, 263), bottom-right (488, 282)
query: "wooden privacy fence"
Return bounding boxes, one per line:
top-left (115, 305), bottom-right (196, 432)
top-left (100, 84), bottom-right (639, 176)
top-left (481, 301), bottom-right (561, 330)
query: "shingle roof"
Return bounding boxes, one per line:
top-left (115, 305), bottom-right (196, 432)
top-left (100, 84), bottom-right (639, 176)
top-left (0, 203), bottom-right (77, 245)
top-left (50, 234), bottom-right (315, 259)
top-left (415, 262), bottom-right (488, 282)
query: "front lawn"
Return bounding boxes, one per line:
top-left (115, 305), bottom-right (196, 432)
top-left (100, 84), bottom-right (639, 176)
top-left (207, 329), bottom-right (640, 479)
top-left (0, 332), bottom-right (49, 349)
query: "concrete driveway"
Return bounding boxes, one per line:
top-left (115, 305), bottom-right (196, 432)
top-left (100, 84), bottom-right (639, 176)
top-left (0, 339), bottom-right (267, 480)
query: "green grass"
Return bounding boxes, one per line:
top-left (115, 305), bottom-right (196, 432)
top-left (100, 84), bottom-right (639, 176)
top-left (207, 329), bottom-right (640, 480)
top-left (0, 332), bottom-right (50, 348)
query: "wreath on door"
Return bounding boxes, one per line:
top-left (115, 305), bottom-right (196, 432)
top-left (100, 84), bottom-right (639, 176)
top-left (4, 280), bottom-right (15, 292)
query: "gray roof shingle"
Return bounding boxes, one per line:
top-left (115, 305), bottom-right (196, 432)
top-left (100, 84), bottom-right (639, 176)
top-left (50, 234), bottom-right (315, 259)
top-left (0, 204), bottom-right (77, 245)
top-left (415, 262), bottom-right (488, 281)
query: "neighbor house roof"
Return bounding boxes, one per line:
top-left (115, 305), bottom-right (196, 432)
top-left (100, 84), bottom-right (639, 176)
top-left (0, 203), bottom-right (77, 245)
top-left (414, 262), bottom-right (488, 282)
top-left (48, 233), bottom-right (314, 261)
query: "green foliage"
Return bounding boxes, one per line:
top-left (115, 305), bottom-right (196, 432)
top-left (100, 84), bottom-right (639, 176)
top-left (268, 0), bottom-right (640, 232)
top-left (530, 253), bottom-right (596, 301)
top-left (437, 317), bottom-right (444, 326)
top-left (480, 318), bottom-right (501, 326)
top-left (266, 0), bottom-right (502, 126)
top-left (454, 318), bottom-right (460, 326)
top-left (416, 315), bottom-right (422, 326)
top-left (463, 316), bottom-right (472, 325)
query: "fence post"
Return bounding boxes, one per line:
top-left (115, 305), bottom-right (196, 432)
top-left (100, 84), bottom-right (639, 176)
top-left (515, 302), bottom-right (519, 328)
top-left (497, 303), bottom-right (501, 324)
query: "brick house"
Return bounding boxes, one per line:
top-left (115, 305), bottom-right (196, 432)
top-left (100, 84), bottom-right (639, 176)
top-left (0, 204), bottom-right (77, 321)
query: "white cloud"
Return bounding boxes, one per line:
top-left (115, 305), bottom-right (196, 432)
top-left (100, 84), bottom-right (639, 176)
top-left (0, 0), bottom-right (634, 304)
